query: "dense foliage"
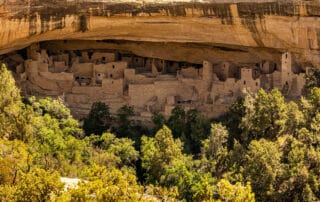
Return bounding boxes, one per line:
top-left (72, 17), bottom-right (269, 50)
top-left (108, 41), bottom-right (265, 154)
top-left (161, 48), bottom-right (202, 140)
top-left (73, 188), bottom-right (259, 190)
top-left (1, 64), bottom-right (320, 201)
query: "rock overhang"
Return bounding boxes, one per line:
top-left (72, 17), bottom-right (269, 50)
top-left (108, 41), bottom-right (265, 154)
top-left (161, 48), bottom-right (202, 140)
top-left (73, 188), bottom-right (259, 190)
top-left (0, 0), bottom-right (319, 67)
top-left (1, 0), bottom-right (318, 119)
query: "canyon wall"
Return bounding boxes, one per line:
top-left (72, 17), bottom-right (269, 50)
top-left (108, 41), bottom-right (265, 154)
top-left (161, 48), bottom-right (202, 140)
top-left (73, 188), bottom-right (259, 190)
top-left (0, 0), bottom-right (319, 67)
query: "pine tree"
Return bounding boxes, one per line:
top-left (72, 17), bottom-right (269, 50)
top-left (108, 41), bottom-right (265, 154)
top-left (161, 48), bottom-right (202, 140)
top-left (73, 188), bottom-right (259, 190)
top-left (0, 64), bottom-right (30, 140)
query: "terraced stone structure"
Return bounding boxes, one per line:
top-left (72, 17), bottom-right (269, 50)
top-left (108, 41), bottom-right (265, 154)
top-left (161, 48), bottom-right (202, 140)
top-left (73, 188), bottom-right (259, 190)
top-left (0, 0), bottom-right (319, 120)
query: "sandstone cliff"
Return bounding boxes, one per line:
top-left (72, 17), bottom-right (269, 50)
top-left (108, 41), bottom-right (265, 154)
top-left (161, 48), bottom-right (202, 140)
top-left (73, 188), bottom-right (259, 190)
top-left (0, 0), bottom-right (319, 67)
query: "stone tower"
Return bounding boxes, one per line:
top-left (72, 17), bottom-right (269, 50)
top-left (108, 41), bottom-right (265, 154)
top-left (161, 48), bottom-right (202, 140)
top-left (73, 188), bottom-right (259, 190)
top-left (203, 60), bottom-right (213, 82)
top-left (281, 52), bottom-right (293, 87)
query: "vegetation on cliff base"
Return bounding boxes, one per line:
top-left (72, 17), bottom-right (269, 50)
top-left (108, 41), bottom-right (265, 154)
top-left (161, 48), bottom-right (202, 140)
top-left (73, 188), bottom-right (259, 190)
top-left (0, 64), bottom-right (320, 201)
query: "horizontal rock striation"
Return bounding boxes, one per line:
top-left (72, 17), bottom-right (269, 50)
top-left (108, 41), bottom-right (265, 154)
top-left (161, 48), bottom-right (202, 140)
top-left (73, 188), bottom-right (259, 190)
top-left (0, 0), bottom-right (319, 67)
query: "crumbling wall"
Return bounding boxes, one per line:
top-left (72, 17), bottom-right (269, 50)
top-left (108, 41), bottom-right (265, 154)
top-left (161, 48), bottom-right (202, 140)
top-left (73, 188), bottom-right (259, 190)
top-left (10, 43), bottom-right (310, 120)
top-left (25, 60), bottom-right (72, 92)
top-left (129, 83), bottom-right (156, 110)
top-left (239, 67), bottom-right (261, 93)
top-left (92, 52), bottom-right (117, 62)
top-left (94, 61), bottom-right (128, 79)
top-left (102, 79), bottom-right (124, 95)
top-left (71, 63), bottom-right (93, 77)
top-left (180, 67), bottom-right (199, 79)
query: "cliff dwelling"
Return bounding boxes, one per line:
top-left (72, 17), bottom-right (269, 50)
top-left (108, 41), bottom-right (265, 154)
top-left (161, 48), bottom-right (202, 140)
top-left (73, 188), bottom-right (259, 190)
top-left (0, 41), bottom-right (310, 121)
top-left (0, 0), bottom-right (319, 121)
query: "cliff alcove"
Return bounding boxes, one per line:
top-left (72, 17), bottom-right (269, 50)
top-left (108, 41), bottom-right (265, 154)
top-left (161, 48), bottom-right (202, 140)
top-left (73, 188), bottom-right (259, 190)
top-left (0, 0), bottom-right (319, 119)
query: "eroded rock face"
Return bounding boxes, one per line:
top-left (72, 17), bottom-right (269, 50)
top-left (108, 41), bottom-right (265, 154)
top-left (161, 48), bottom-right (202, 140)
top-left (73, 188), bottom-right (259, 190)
top-left (0, 0), bottom-right (319, 120)
top-left (0, 0), bottom-right (319, 67)
top-left (4, 45), bottom-right (307, 120)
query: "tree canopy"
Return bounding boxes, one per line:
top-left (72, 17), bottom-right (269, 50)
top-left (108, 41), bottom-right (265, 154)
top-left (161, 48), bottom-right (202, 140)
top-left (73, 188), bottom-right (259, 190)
top-left (1, 64), bottom-right (320, 201)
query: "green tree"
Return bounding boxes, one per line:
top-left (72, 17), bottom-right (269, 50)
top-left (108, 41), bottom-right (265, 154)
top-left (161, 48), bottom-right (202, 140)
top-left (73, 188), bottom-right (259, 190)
top-left (141, 125), bottom-right (183, 183)
top-left (0, 139), bottom-right (31, 185)
top-left (302, 184), bottom-right (317, 202)
top-left (185, 109), bottom-right (210, 154)
top-left (145, 185), bottom-right (179, 202)
top-left (305, 68), bottom-right (320, 93)
top-left (67, 165), bottom-right (144, 201)
top-left (242, 139), bottom-right (282, 201)
top-left (0, 185), bottom-right (17, 201)
top-left (216, 179), bottom-right (255, 202)
top-left (167, 107), bottom-right (210, 154)
top-left (30, 113), bottom-right (86, 175)
top-left (190, 172), bottom-right (215, 201)
top-left (201, 123), bottom-right (229, 176)
top-left (114, 105), bottom-right (148, 149)
top-left (276, 136), bottom-right (319, 201)
top-left (27, 97), bottom-right (83, 138)
top-left (0, 64), bottom-right (31, 141)
top-left (30, 97), bottom-right (71, 119)
top-left (241, 89), bottom-right (288, 143)
top-left (61, 118), bottom-right (83, 139)
top-left (83, 102), bottom-right (113, 136)
top-left (221, 97), bottom-right (246, 148)
top-left (14, 168), bottom-right (64, 202)
top-left (116, 105), bottom-right (134, 124)
top-left (286, 101), bottom-right (305, 135)
top-left (167, 106), bottom-right (187, 139)
top-left (115, 105), bottom-right (135, 138)
top-left (300, 88), bottom-right (320, 146)
top-left (89, 133), bottom-right (139, 167)
top-left (151, 113), bottom-right (166, 134)
top-left (301, 88), bottom-right (320, 129)
top-left (161, 158), bottom-right (217, 201)
top-left (160, 156), bottom-right (195, 200)
top-left (141, 125), bottom-right (216, 200)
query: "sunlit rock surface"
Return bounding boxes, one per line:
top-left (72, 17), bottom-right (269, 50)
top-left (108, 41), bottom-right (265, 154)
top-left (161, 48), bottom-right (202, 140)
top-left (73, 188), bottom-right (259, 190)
top-left (0, 0), bottom-right (319, 67)
top-left (0, 0), bottom-right (319, 120)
